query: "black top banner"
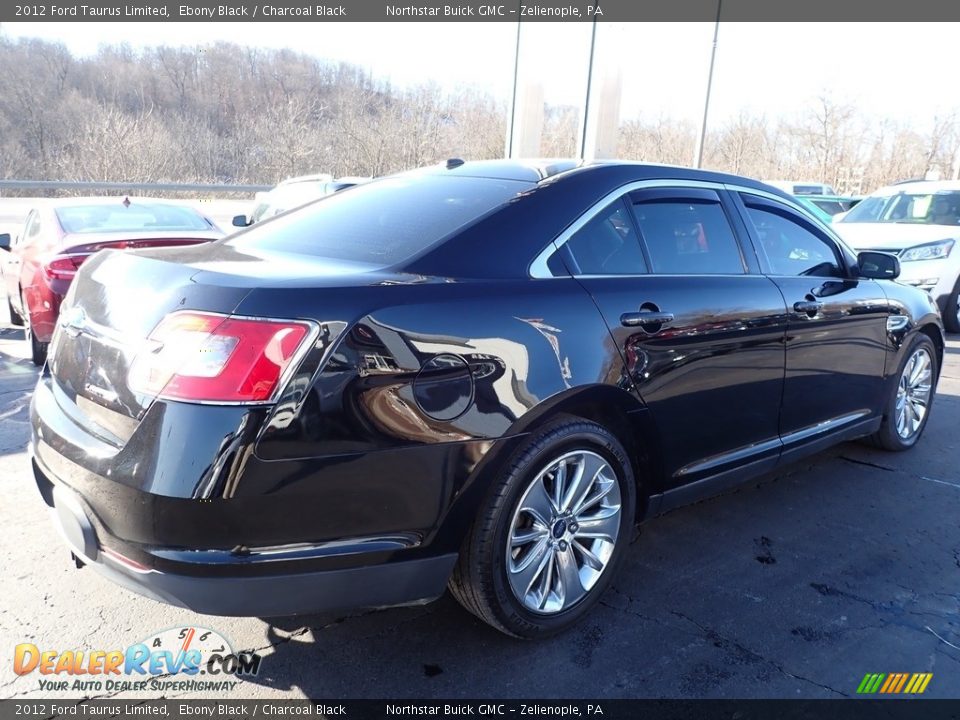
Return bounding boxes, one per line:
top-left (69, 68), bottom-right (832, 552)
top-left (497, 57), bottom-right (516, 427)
top-left (4, 0), bottom-right (960, 21)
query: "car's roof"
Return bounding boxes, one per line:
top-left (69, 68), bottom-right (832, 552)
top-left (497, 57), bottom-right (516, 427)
top-left (277, 173), bottom-right (334, 186)
top-left (424, 158), bottom-right (787, 195)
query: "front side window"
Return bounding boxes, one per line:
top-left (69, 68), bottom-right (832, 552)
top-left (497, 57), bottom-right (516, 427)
top-left (560, 200), bottom-right (647, 276)
top-left (745, 204), bottom-right (843, 277)
top-left (631, 200), bottom-right (744, 274)
top-left (24, 211), bottom-right (41, 241)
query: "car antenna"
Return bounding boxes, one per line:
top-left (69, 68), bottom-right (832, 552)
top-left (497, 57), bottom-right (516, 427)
top-left (445, 158), bottom-right (465, 169)
top-left (122, 197), bottom-right (131, 207)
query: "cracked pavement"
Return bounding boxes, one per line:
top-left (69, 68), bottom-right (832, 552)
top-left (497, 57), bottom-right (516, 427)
top-left (1, 292), bottom-right (958, 700)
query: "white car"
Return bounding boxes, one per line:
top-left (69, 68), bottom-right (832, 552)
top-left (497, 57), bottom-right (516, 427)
top-left (232, 174), bottom-right (371, 227)
top-left (764, 180), bottom-right (838, 196)
top-left (833, 180), bottom-right (960, 332)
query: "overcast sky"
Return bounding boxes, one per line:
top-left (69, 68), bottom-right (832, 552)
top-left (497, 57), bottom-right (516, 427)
top-left (4, 22), bottom-right (957, 131)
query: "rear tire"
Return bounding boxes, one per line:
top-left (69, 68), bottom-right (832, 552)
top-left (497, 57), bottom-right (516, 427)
top-left (22, 292), bottom-right (47, 367)
top-left (449, 417), bottom-right (636, 638)
top-left (7, 297), bottom-right (23, 327)
top-left (867, 334), bottom-right (937, 451)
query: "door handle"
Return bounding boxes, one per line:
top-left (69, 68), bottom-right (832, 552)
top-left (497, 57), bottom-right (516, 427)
top-left (793, 300), bottom-right (823, 316)
top-left (620, 310), bottom-right (675, 328)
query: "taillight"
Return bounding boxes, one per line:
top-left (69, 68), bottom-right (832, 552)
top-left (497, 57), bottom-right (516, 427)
top-left (43, 254), bottom-right (88, 281)
top-left (128, 311), bottom-right (313, 403)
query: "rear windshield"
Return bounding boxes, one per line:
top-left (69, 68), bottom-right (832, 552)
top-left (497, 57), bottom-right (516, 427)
top-left (56, 203), bottom-right (212, 234)
top-left (227, 174), bottom-right (527, 266)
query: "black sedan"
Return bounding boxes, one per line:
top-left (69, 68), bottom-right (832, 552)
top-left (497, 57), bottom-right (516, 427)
top-left (30, 160), bottom-right (943, 638)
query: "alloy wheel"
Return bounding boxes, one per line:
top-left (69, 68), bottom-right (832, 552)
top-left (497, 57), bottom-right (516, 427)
top-left (895, 347), bottom-right (933, 440)
top-left (506, 450), bottom-right (622, 615)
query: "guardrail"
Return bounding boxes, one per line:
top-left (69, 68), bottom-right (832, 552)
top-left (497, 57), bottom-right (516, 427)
top-left (0, 180), bottom-right (272, 195)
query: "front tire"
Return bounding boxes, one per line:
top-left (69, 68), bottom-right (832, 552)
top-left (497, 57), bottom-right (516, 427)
top-left (867, 334), bottom-right (937, 451)
top-left (22, 292), bottom-right (48, 367)
top-left (943, 277), bottom-right (960, 334)
top-left (7, 297), bottom-right (23, 327)
top-left (449, 417), bottom-right (636, 638)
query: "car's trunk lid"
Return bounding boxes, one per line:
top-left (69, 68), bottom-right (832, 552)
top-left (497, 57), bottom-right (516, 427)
top-left (48, 249), bottom-right (254, 435)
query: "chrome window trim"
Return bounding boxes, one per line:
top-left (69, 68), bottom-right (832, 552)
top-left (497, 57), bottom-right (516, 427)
top-left (529, 178), bottom-right (819, 279)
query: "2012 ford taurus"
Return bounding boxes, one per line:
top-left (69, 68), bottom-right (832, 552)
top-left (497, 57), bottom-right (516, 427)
top-left (30, 160), bottom-right (943, 638)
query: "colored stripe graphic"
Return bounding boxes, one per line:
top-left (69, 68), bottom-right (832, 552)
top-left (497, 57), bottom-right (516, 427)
top-left (857, 672), bottom-right (932, 694)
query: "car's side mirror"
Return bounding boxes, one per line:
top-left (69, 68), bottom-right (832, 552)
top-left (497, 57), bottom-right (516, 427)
top-left (857, 251), bottom-right (900, 280)
top-left (232, 215), bottom-right (251, 228)
top-left (0, 233), bottom-right (10, 251)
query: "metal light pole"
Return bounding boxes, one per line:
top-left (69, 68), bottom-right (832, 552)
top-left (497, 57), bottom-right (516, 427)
top-left (505, 10), bottom-right (522, 158)
top-left (579, 9), bottom-right (600, 160)
top-left (693, 1), bottom-right (722, 169)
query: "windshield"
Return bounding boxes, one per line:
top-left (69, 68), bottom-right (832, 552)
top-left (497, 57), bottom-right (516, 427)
top-left (228, 174), bottom-right (527, 266)
top-left (251, 183), bottom-right (329, 223)
top-left (841, 190), bottom-right (960, 225)
top-left (55, 203), bottom-right (212, 234)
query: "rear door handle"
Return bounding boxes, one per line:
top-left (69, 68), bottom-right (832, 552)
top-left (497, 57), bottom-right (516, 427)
top-left (793, 300), bottom-right (823, 315)
top-left (620, 310), bottom-right (675, 328)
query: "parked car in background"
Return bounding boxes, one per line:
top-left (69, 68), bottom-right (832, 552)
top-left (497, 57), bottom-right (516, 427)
top-left (764, 180), bottom-right (838, 196)
top-left (797, 194), bottom-right (861, 218)
top-left (31, 159), bottom-right (943, 638)
top-left (793, 196), bottom-right (835, 224)
top-left (0, 197), bottom-right (223, 365)
top-left (232, 174), bottom-right (371, 227)
top-left (833, 180), bottom-right (960, 332)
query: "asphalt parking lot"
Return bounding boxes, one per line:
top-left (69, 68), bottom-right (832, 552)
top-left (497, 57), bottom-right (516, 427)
top-left (1, 294), bottom-right (959, 701)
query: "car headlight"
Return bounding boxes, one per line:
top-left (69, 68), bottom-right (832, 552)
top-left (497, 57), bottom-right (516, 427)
top-left (899, 239), bottom-right (955, 261)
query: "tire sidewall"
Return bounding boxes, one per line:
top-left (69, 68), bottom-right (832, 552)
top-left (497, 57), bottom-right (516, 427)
top-left (484, 423), bottom-right (636, 637)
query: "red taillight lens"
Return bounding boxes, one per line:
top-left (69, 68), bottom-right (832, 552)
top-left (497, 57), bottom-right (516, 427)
top-left (128, 311), bottom-right (312, 403)
top-left (43, 254), bottom-right (88, 281)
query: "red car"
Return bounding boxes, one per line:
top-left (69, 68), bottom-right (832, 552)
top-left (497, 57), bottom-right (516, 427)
top-left (0, 197), bottom-right (223, 365)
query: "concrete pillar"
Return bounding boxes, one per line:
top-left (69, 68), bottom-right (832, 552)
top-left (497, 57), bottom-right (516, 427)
top-left (506, 80), bottom-right (544, 159)
top-left (579, 66), bottom-right (622, 161)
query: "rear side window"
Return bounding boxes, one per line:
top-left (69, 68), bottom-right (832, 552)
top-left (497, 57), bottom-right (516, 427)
top-left (631, 200), bottom-right (745, 274)
top-left (229, 175), bottom-right (527, 266)
top-left (561, 200), bottom-right (647, 275)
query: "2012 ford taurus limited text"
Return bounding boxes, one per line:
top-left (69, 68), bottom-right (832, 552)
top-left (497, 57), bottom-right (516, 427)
top-left (30, 160), bottom-right (944, 638)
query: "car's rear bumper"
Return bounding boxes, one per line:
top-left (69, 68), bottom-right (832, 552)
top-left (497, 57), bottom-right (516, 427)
top-left (35, 457), bottom-right (457, 617)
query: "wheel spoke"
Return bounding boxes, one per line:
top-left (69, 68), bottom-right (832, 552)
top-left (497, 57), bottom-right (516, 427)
top-left (562, 453), bottom-right (605, 513)
top-left (574, 505), bottom-right (620, 543)
top-left (520, 478), bottom-right (557, 527)
top-left (536, 550), bottom-right (557, 610)
top-left (511, 526), bottom-right (547, 547)
top-left (908, 352), bottom-right (928, 386)
top-left (573, 539), bottom-right (606, 571)
top-left (574, 476), bottom-right (615, 516)
top-left (552, 460), bottom-right (568, 510)
top-left (509, 537), bottom-right (550, 596)
top-left (555, 546), bottom-right (585, 607)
